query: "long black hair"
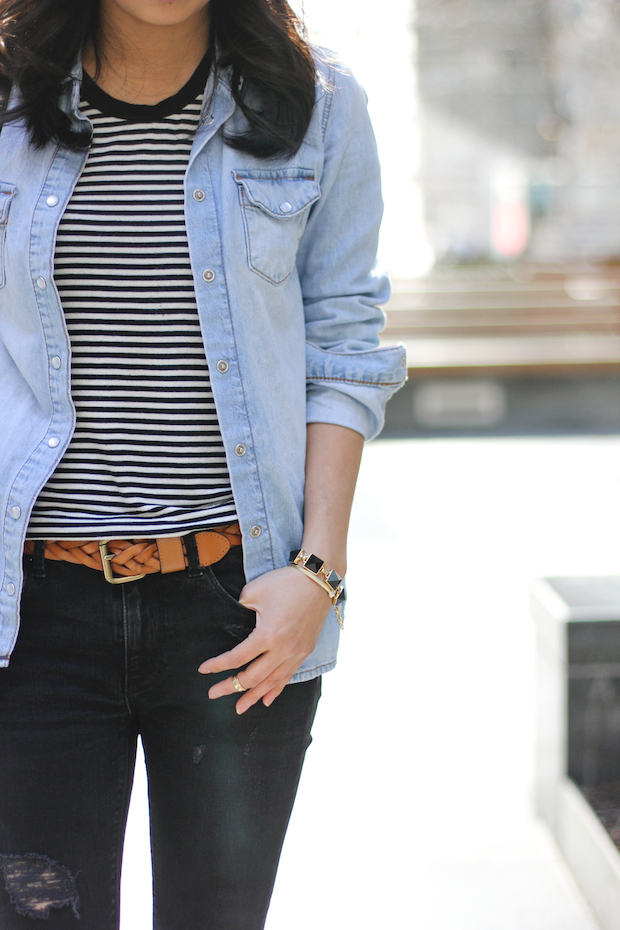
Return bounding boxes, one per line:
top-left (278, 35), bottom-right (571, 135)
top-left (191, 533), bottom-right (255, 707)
top-left (0, 0), bottom-right (318, 157)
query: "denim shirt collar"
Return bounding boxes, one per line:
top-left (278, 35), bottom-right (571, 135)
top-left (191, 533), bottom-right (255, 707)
top-left (61, 46), bottom-right (234, 127)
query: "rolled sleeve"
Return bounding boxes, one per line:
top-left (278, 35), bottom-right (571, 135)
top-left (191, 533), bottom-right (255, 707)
top-left (297, 57), bottom-right (406, 439)
top-left (305, 343), bottom-right (407, 440)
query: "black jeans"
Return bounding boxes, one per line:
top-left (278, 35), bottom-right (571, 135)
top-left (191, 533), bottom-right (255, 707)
top-left (0, 545), bottom-right (321, 929)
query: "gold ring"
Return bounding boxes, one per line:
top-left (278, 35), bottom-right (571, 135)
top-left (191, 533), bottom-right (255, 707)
top-left (232, 676), bottom-right (247, 693)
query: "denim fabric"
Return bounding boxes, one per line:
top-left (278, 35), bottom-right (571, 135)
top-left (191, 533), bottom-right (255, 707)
top-left (0, 546), bottom-right (321, 929)
top-left (0, 50), bottom-right (407, 676)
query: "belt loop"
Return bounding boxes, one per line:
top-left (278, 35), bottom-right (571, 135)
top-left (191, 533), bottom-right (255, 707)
top-left (32, 540), bottom-right (47, 578)
top-left (184, 533), bottom-right (203, 578)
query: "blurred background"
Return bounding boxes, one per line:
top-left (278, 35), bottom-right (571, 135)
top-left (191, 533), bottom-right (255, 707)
top-left (120, 2), bottom-right (620, 928)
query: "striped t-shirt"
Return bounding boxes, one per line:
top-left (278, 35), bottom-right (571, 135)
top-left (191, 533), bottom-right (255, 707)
top-left (27, 54), bottom-right (238, 540)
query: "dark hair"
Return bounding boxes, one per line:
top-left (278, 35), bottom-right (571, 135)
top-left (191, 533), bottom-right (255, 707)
top-left (0, 0), bottom-right (317, 157)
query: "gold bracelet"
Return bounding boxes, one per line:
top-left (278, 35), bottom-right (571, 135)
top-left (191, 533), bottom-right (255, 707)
top-left (289, 549), bottom-right (345, 629)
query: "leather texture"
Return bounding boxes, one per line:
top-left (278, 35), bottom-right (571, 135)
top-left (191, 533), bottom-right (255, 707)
top-left (24, 524), bottom-right (242, 579)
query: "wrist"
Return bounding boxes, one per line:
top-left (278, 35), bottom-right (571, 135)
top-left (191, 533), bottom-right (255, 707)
top-left (289, 548), bottom-right (346, 630)
top-left (299, 541), bottom-right (347, 578)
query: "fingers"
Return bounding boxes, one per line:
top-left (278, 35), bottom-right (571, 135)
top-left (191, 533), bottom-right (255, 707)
top-left (262, 681), bottom-right (290, 708)
top-left (209, 659), bottom-right (294, 714)
top-left (199, 635), bottom-right (296, 713)
top-left (206, 651), bottom-right (284, 700)
top-left (198, 631), bottom-right (263, 676)
top-left (234, 663), bottom-right (293, 714)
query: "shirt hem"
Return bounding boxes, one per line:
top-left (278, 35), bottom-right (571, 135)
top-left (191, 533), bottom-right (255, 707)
top-left (289, 659), bottom-right (336, 683)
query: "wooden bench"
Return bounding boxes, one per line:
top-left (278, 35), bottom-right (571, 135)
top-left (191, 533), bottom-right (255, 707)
top-left (382, 264), bottom-right (620, 378)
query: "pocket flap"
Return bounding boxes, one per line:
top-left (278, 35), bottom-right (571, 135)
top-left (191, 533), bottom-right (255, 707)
top-left (233, 170), bottom-right (320, 218)
top-left (0, 184), bottom-right (16, 226)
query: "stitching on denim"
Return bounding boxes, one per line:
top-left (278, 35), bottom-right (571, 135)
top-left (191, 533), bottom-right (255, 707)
top-left (28, 141), bottom-right (71, 446)
top-left (2, 144), bottom-right (82, 657)
top-left (310, 375), bottom-right (405, 386)
top-left (321, 63), bottom-right (335, 141)
top-left (109, 726), bottom-right (133, 926)
top-left (292, 660), bottom-right (334, 676)
top-left (240, 198), bottom-right (293, 286)
top-left (306, 342), bottom-right (404, 358)
top-left (242, 189), bottom-right (316, 218)
top-left (0, 186), bottom-right (15, 288)
top-left (0, 221), bottom-right (5, 288)
top-left (205, 149), bottom-right (276, 569)
top-left (234, 170), bottom-right (315, 183)
top-left (233, 175), bottom-right (319, 286)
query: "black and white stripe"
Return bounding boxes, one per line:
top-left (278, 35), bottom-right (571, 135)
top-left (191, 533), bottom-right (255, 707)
top-left (28, 77), bottom-right (237, 539)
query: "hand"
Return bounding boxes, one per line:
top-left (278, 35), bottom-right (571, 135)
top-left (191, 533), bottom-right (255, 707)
top-left (198, 565), bottom-right (332, 713)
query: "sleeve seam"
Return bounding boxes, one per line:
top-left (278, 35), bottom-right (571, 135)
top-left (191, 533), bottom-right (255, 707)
top-left (321, 62), bottom-right (336, 141)
top-left (308, 375), bottom-right (405, 387)
top-left (306, 342), bottom-right (402, 357)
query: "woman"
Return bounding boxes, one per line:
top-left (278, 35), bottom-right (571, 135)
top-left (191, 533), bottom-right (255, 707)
top-left (0, 0), bottom-right (405, 927)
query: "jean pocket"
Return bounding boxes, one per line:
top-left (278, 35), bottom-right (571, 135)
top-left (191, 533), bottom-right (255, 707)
top-left (0, 183), bottom-right (16, 288)
top-left (206, 549), bottom-right (255, 619)
top-left (233, 168), bottom-right (320, 285)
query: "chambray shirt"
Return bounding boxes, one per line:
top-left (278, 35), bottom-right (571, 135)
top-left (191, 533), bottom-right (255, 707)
top-left (0, 53), bottom-right (406, 680)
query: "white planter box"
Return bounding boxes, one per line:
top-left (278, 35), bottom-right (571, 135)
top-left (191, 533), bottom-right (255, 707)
top-left (533, 576), bottom-right (620, 930)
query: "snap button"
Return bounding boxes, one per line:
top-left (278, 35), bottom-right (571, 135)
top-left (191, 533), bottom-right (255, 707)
top-left (51, 356), bottom-right (62, 370)
top-left (46, 195), bottom-right (59, 207)
top-left (202, 269), bottom-right (215, 283)
top-left (216, 360), bottom-right (229, 373)
top-left (280, 202), bottom-right (292, 213)
top-left (48, 437), bottom-right (60, 448)
top-left (193, 189), bottom-right (206, 202)
top-left (235, 444), bottom-right (247, 457)
top-left (9, 506), bottom-right (21, 520)
top-left (6, 583), bottom-right (15, 597)
top-left (249, 525), bottom-right (262, 538)
top-left (36, 277), bottom-right (47, 289)
top-left (204, 115), bottom-right (214, 125)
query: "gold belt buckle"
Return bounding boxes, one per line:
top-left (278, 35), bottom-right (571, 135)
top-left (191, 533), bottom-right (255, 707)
top-left (98, 540), bottom-right (146, 584)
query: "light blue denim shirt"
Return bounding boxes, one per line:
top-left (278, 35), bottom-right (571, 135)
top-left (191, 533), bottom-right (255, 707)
top-left (0, 53), bottom-right (406, 680)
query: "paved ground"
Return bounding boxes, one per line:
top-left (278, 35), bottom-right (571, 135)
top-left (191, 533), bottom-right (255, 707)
top-left (119, 435), bottom-right (620, 928)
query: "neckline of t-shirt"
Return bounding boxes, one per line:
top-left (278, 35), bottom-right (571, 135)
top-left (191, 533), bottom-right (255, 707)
top-left (80, 47), bottom-right (213, 121)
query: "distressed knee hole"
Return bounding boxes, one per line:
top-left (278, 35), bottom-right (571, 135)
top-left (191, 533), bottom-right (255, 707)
top-left (192, 744), bottom-right (206, 764)
top-left (0, 853), bottom-right (80, 920)
top-left (243, 727), bottom-right (259, 758)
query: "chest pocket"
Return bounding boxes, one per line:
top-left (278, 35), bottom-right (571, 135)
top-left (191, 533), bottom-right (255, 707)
top-left (0, 183), bottom-right (15, 288)
top-left (233, 168), bottom-right (320, 285)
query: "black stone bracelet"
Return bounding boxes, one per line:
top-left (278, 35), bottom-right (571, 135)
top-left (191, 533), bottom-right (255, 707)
top-left (289, 549), bottom-right (345, 629)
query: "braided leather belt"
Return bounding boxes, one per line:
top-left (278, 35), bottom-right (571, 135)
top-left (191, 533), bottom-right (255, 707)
top-left (24, 523), bottom-right (242, 585)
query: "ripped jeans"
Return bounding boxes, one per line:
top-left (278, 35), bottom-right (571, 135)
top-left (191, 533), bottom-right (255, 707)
top-left (0, 544), bottom-right (321, 929)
